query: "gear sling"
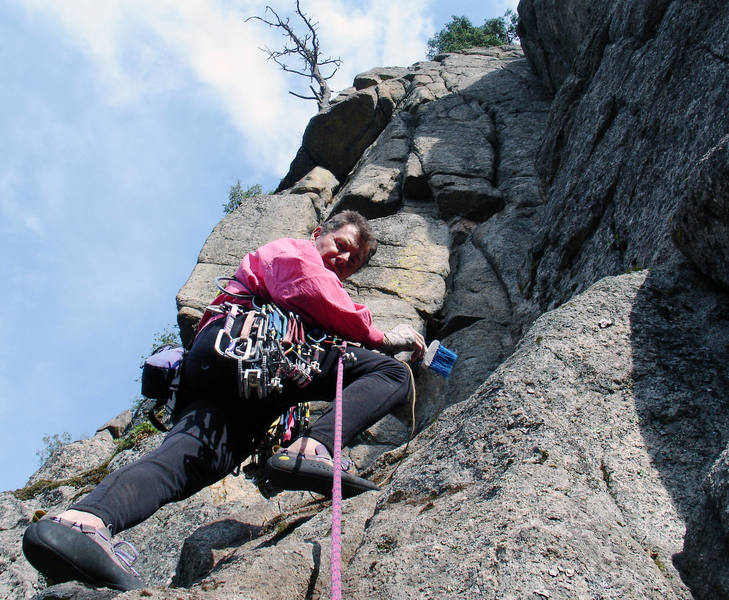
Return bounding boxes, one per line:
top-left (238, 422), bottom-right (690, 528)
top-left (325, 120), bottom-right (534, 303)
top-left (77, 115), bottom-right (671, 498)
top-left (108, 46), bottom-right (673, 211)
top-left (178, 277), bottom-right (355, 490)
top-left (140, 276), bottom-right (370, 494)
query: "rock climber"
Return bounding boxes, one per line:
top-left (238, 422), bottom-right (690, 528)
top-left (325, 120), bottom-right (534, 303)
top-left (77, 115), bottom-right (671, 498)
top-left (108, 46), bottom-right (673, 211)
top-left (22, 209), bottom-right (425, 591)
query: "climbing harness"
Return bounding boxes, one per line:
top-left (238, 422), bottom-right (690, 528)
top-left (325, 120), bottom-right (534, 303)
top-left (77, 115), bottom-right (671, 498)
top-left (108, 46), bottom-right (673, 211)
top-left (205, 300), bottom-right (325, 400)
top-left (208, 277), bottom-right (360, 495)
top-left (206, 276), bottom-right (338, 400)
top-left (243, 401), bottom-right (312, 497)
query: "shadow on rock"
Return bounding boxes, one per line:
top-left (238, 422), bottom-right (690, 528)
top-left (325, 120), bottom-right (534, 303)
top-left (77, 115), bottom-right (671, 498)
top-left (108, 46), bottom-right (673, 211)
top-left (631, 264), bottom-right (729, 598)
top-left (172, 518), bottom-right (264, 588)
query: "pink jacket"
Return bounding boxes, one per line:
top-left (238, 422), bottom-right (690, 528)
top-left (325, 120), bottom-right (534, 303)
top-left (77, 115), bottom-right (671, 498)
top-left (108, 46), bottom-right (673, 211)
top-left (199, 238), bottom-right (384, 349)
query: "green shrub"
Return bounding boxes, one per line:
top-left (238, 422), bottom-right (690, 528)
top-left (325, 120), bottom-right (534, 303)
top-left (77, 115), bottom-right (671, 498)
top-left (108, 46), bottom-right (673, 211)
top-left (223, 181), bottom-right (262, 214)
top-left (16, 422), bottom-right (162, 501)
top-left (427, 10), bottom-right (518, 59)
top-left (115, 421), bottom-right (159, 452)
top-left (36, 432), bottom-right (72, 465)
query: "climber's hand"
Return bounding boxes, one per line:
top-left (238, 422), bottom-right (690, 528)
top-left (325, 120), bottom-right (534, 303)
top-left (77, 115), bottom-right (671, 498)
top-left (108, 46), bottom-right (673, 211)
top-left (381, 324), bottom-right (426, 361)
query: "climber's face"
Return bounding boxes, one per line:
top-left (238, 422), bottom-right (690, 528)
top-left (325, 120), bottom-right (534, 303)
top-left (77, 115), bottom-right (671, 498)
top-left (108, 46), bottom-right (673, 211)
top-left (312, 223), bottom-right (368, 281)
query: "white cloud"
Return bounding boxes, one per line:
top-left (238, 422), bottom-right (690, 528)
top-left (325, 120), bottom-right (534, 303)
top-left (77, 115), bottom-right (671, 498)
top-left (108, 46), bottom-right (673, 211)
top-left (14, 1), bottom-right (311, 174)
top-left (308, 0), bottom-right (433, 93)
top-left (14, 1), bottom-right (435, 177)
top-left (0, 88), bottom-right (108, 241)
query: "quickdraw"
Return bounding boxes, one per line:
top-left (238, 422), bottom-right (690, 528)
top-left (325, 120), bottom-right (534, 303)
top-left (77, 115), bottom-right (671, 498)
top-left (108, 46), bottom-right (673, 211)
top-left (205, 286), bottom-right (357, 496)
top-left (205, 300), bottom-right (327, 400)
top-left (243, 400), bottom-right (311, 497)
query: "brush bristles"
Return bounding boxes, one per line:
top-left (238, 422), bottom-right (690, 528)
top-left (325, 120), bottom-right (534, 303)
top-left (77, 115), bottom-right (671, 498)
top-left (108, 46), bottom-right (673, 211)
top-left (422, 340), bottom-right (458, 378)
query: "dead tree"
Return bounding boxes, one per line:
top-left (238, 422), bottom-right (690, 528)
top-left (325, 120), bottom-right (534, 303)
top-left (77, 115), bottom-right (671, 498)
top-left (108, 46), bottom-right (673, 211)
top-left (246, 1), bottom-right (342, 112)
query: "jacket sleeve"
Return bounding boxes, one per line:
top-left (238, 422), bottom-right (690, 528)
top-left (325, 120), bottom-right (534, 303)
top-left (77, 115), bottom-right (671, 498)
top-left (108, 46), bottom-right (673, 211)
top-left (262, 243), bottom-right (384, 349)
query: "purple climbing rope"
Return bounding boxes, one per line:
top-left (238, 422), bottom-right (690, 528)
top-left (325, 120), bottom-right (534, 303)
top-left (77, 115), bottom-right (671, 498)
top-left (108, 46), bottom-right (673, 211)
top-left (330, 341), bottom-right (345, 600)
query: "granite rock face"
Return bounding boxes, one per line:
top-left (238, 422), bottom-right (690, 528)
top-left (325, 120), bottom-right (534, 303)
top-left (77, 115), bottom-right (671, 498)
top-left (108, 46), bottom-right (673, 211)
top-left (517, 0), bottom-right (611, 93)
top-left (175, 44), bottom-right (547, 375)
top-left (519, 0), bottom-right (729, 313)
top-left (175, 186), bottom-right (324, 347)
top-left (344, 267), bottom-right (729, 599)
top-left (8, 1), bottom-right (729, 598)
top-left (673, 134), bottom-right (729, 290)
top-left (276, 75), bottom-right (408, 190)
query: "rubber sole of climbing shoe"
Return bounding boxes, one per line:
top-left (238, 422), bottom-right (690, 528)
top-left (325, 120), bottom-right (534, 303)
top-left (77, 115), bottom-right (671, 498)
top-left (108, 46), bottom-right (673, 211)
top-left (265, 452), bottom-right (380, 498)
top-left (22, 520), bottom-right (143, 592)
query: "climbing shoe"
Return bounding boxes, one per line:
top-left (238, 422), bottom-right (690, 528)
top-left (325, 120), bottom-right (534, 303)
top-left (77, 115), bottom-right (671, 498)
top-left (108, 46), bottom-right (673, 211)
top-left (265, 448), bottom-right (380, 498)
top-left (22, 516), bottom-right (143, 591)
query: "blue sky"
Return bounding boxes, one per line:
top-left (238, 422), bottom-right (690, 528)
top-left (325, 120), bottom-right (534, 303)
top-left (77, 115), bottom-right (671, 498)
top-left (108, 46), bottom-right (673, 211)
top-left (0, 0), bottom-right (519, 492)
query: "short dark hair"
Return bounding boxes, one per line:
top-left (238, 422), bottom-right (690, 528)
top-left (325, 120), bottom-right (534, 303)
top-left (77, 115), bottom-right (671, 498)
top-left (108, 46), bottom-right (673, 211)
top-left (320, 210), bottom-right (378, 261)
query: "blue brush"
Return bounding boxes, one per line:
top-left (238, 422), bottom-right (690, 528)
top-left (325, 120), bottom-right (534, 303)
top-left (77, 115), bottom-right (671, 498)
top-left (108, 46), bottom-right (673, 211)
top-left (422, 340), bottom-right (458, 378)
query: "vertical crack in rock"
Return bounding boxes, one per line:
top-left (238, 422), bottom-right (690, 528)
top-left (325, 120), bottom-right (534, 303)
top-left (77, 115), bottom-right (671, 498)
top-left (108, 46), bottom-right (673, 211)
top-left (587, 95), bottom-right (626, 159)
top-left (477, 242), bottom-right (514, 320)
top-left (549, 169), bottom-right (621, 298)
top-left (485, 105), bottom-right (502, 190)
top-left (330, 113), bottom-right (416, 219)
top-left (304, 540), bottom-right (321, 600)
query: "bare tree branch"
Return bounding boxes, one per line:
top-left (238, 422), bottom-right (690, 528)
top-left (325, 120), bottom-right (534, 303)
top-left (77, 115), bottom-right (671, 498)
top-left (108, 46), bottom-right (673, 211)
top-left (289, 91), bottom-right (319, 101)
top-left (246, 1), bottom-right (342, 112)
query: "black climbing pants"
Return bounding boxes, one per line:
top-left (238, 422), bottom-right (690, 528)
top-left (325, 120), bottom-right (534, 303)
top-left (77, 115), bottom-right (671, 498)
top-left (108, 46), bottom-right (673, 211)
top-left (71, 316), bottom-right (412, 534)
